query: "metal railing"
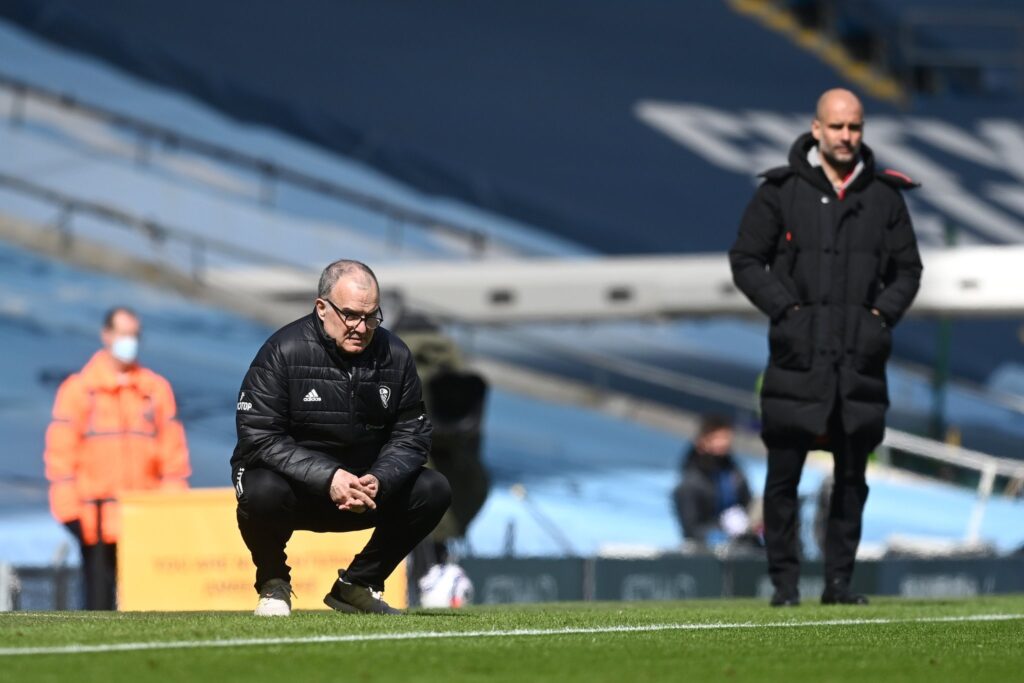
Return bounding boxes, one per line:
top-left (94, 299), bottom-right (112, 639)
top-left (880, 429), bottom-right (1024, 544)
top-left (0, 171), bottom-right (311, 286)
top-left (0, 72), bottom-right (521, 257)
top-left (473, 326), bottom-right (1024, 545)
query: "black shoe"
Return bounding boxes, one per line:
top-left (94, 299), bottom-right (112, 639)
top-left (324, 572), bottom-right (402, 615)
top-left (770, 590), bottom-right (800, 607)
top-left (821, 580), bottom-right (869, 605)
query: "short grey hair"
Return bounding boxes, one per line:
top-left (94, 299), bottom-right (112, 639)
top-left (317, 260), bottom-right (379, 299)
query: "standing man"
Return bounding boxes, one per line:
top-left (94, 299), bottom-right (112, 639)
top-left (44, 307), bottom-right (191, 610)
top-left (729, 89), bottom-right (922, 606)
top-left (232, 260), bottom-right (450, 616)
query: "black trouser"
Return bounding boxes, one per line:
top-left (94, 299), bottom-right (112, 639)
top-left (764, 410), bottom-right (872, 595)
top-left (64, 521), bottom-right (117, 610)
top-left (235, 467), bottom-right (451, 592)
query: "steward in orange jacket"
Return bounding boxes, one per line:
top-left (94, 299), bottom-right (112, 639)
top-left (44, 308), bottom-right (190, 546)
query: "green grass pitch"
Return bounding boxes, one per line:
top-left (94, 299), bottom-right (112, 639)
top-left (2, 596), bottom-right (1023, 682)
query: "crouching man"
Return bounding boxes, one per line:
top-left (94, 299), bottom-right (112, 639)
top-left (232, 259), bottom-right (450, 616)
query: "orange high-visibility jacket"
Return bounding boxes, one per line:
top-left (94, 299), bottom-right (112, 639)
top-left (44, 351), bottom-right (191, 544)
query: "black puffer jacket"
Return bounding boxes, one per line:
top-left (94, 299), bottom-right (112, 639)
top-left (730, 133), bottom-right (922, 447)
top-left (231, 311), bottom-right (431, 501)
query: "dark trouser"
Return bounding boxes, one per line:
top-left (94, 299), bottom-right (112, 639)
top-left (764, 411), bottom-right (871, 595)
top-left (235, 467), bottom-right (451, 592)
top-left (65, 521), bottom-right (117, 610)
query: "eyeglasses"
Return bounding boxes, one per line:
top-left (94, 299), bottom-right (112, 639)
top-left (323, 298), bottom-right (383, 330)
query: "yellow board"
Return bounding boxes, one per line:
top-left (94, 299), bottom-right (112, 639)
top-left (117, 488), bottom-right (407, 611)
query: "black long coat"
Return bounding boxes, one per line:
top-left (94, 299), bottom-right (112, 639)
top-left (729, 133), bottom-right (922, 448)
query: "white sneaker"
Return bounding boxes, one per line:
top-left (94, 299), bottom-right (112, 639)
top-left (254, 578), bottom-right (293, 617)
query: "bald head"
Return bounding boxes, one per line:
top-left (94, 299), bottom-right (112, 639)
top-left (815, 88), bottom-right (863, 122)
top-left (812, 88), bottom-right (864, 171)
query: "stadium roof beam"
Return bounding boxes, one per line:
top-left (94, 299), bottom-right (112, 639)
top-left (220, 246), bottom-right (1024, 324)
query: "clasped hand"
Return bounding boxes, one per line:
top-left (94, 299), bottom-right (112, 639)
top-left (329, 469), bottom-right (379, 513)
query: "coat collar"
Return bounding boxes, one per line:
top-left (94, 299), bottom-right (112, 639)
top-left (308, 309), bottom-right (390, 366)
top-left (788, 132), bottom-right (876, 197)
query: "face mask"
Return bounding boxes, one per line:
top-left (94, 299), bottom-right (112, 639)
top-left (111, 336), bottom-right (139, 364)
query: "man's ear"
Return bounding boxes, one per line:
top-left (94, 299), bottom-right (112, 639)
top-left (811, 118), bottom-right (821, 142)
top-left (315, 299), bottom-right (327, 322)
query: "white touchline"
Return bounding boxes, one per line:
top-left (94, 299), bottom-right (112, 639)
top-left (1, 613), bottom-right (1021, 657)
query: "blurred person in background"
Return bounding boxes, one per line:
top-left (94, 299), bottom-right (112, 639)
top-left (390, 308), bottom-right (490, 606)
top-left (672, 416), bottom-right (758, 549)
top-left (44, 307), bottom-right (190, 610)
top-left (232, 260), bottom-right (450, 616)
top-left (730, 88), bottom-right (922, 607)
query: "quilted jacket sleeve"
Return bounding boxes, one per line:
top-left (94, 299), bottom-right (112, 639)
top-left (872, 194), bottom-right (923, 325)
top-left (234, 341), bottom-right (340, 497)
top-left (729, 181), bottom-right (801, 321)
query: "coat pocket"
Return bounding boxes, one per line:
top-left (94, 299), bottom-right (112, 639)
top-left (768, 306), bottom-right (813, 371)
top-left (853, 306), bottom-right (892, 373)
